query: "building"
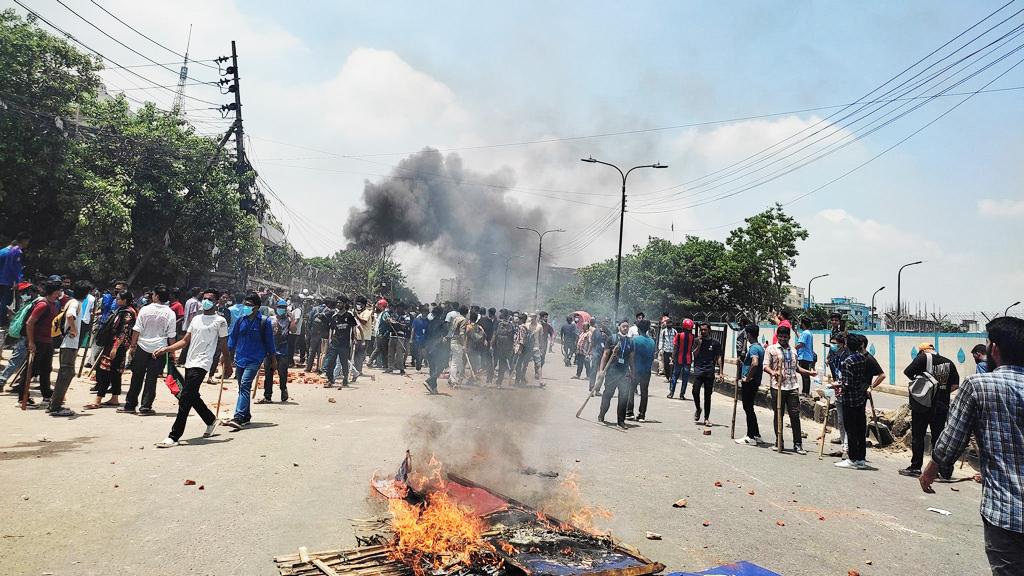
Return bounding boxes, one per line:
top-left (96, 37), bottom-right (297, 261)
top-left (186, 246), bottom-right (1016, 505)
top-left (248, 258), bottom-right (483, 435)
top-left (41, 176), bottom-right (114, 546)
top-left (784, 285), bottom-right (805, 310)
top-left (819, 297), bottom-right (872, 329)
top-left (436, 277), bottom-right (472, 305)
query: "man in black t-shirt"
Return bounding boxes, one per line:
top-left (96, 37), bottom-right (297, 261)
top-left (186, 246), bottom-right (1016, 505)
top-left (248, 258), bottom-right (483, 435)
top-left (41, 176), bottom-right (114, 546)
top-left (478, 308), bottom-right (496, 382)
top-left (324, 298), bottom-right (357, 388)
top-left (386, 303), bottom-right (412, 375)
top-left (691, 322), bottom-right (724, 426)
top-left (899, 342), bottom-right (960, 479)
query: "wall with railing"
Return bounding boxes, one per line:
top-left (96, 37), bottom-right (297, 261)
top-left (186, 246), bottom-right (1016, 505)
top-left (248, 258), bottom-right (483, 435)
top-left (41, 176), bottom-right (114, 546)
top-left (724, 325), bottom-right (987, 386)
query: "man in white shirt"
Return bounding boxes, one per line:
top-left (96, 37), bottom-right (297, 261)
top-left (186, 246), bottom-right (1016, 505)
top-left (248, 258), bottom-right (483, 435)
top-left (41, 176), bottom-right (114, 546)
top-left (288, 297), bottom-right (303, 365)
top-left (120, 284), bottom-right (176, 415)
top-left (152, 288), bottom-right (229, 447)
top-left (627, 312), bottom-right (644, 337)
top-left (48, 280), bottom-right (93, 417)
top-left (177, 287), bottom-right (202, 366)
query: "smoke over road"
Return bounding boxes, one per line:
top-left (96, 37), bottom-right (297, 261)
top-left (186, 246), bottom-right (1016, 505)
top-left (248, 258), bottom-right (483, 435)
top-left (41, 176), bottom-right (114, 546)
top-left (343, 148), bottom-right (551, 304)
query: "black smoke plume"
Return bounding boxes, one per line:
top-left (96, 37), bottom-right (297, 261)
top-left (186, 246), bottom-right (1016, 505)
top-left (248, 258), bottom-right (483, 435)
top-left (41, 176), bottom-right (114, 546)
top-left (343, 149), bottom-right (549, 305)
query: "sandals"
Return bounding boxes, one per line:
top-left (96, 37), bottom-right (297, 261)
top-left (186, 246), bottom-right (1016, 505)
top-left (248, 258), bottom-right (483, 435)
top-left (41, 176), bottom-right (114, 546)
top-left (101, 399), bottom-right (119, 406)
top-left (255, 398), bottom-right (272, 404)
top-left (83, 403), bottom-right (103, 410)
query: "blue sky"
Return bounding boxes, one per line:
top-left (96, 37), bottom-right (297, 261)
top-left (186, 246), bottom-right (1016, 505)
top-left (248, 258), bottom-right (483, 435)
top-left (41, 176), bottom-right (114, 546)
top-left (7, 0), bottom-right (1023, 313)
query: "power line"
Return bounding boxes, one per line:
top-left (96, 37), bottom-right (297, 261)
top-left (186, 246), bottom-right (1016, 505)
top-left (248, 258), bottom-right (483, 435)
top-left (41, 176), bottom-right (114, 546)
top-left (88, 0), bottom-right (219, 69)
top-left (12, 0), bottom-right (223, 107)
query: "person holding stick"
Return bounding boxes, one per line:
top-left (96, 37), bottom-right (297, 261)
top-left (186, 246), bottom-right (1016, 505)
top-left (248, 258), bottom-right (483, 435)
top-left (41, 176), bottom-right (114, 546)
top-left (152, 288), bottom-right (229, 447)
top-left (763, 325), bottom-right (815, 454)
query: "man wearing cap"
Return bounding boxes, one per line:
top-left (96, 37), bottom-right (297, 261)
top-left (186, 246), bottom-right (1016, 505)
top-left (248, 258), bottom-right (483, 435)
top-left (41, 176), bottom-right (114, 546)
top-left (899, 342), bottom-right (959, 479)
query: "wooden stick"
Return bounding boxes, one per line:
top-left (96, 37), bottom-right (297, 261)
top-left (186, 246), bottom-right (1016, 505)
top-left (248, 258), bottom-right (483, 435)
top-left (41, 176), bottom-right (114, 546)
top-left (312, 558), bottom-right (342, 576)
top-left (730, 375), bottom-right (740, 440)
top-left (775, 370), bottom-right (785, 452)
top-left (20, 350), bottom-right (35, 410)
top-left (214, 373), bottom-right (226, 420)
top-left (818, 394), bottom-right (830, 460)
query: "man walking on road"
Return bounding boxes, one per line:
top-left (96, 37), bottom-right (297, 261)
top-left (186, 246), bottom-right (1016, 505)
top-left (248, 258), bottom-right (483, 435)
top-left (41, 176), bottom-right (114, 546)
top-left (691, 321), bottom-right (724, 426)
top-left (152, 289), bottom-right (228, 447)
top-left (627, 319), bottom-right (655, 422)
top-left (920, 316), bottom-right (1024, 574)
top-left (899, 342), bottom-right (960, 479)
top-left (764, 325), bottom-right (815, 454)
top-left (323, 297), bottom-right (357, 388)
top-left (670, 319), bottom-right (695, 399)
top-left (120, 285), bottom-right (176, 416)
top-left (597, 320), bottom-right (634, 429)
top-left (658, 318), bottom-right (676, 383)
top-left (225, 293), bottom-right (276, 430)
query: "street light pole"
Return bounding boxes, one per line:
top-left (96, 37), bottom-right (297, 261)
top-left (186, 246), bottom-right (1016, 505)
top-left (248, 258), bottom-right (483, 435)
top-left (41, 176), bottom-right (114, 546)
top-left (1006, 301), bottom-right (1022, 316)
top-left (870, 286), bottom-right (886, 330)
top-left (581, 157), bottom-right (668, 319)
top-left (806, 273), bottom-right (829, 310)
top-left (492, 253), bottom-right (523, 309)
top-left (896, 260), bottom-right (923, 319)
top-left (516, 227), bottom-right (564, 311)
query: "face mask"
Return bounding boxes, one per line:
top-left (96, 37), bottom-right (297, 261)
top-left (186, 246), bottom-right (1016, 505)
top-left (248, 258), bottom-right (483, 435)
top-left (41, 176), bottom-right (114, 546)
top-left (202, 299), bottom-right (215, 311)
top-left (829, 343), bottom-right (838, 352)
top-left (276, 308), bottom-right (287, 316)
top-left (241, 305), bottom-right (254, 316)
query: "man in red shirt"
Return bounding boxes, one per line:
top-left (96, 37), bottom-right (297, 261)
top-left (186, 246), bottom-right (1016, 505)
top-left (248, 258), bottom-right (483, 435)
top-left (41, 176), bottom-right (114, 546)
top-left (773, 310), bottom-right (793, 345)
top-left (669, 319), bottom-right (696, 399)
top-left (18, 277), bottom-right (63, 405)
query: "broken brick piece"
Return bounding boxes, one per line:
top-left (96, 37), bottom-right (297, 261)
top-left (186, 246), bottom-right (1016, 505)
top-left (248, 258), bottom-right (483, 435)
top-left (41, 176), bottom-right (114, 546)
top-left (184, 479), bottom-right (196, 486)
top-left (198, 485), bottom-right (205, 490)
top-left (748, 490), bottom-right (755, 495)
top-left (672, 498), bottom-right (688, 508)
top-left (702, 520), bottom-right (710, 527)
top-left (776, 520), bottom-right (786, 527)
top-left (714, 481), bottom-right (723, 488)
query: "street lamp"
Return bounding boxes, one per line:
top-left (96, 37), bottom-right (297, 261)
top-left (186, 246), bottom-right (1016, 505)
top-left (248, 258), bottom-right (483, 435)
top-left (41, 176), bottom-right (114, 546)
top-left (516, 227), bottom-right (565, 310)
top-left (492, 252), bottom-right (524, 309)
top-left (581, 156), bottom-right (668, 319)
top-left (806, 273), bottom-right (829, 309)
top-left (896, 260), bottom-right (923, 319)
top-left (870, 286), bottom-right (886, 330)
top-left (1006, 301), bottom-right (1022, 316)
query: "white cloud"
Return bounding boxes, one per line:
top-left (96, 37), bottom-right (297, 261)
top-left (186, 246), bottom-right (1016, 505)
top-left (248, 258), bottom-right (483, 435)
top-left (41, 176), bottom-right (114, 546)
top-left (977, 198), bottom-right (1024, 218)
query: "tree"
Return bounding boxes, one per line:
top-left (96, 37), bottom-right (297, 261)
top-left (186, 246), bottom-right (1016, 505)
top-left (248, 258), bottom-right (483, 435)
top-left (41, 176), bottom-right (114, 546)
top-left (723, 203), bottom-right (808, 317)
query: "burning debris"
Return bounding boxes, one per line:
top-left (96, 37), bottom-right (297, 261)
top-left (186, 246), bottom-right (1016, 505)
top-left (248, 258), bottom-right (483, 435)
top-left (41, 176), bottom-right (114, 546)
top-left (278, 453), bottom-right (665, 576)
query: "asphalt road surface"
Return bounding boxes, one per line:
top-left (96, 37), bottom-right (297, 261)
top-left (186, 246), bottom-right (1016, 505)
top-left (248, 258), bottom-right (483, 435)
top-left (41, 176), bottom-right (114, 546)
top-left (0, 352), bottom-right (988, 576)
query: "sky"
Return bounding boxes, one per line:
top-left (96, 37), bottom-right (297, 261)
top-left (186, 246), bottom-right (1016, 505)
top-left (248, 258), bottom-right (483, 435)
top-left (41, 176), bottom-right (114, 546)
top-left (6, 0), bottom-right (1023, 314)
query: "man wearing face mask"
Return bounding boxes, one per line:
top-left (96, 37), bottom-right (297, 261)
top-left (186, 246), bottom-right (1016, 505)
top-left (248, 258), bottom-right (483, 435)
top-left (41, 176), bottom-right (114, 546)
top-left (225, 293), bottom-right (277, 429)
top-left (256, 299), bottom-right (291, 403)
top-left (921, 317), bottom-right (1024, 573)
top-left (596, 319), bottom-right (634, 429)
top-left (323, 297), bottom-right (357, 388)
top-left (151, 289), bottom-right (229, 446)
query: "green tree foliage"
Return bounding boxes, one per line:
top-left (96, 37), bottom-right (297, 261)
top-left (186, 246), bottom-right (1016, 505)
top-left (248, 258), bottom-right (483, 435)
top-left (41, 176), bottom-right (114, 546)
top-left (300, 249), bottom-right (417, 304)
top-left (547, 205), bottom-right (808, 321)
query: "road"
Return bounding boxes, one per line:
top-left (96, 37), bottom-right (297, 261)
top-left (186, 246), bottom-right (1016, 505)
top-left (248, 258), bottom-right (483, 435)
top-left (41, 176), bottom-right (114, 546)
top-left (0, 352), bottom-right (987, 576)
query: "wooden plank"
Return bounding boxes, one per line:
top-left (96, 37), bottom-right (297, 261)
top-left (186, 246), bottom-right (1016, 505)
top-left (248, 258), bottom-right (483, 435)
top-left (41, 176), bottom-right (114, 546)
top-left (312, 558), bottom-right (342, 576)
top-left (299, 547), bottom-right (312, 564)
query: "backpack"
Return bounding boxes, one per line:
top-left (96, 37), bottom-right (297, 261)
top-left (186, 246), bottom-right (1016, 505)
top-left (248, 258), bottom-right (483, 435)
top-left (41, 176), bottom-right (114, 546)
top-left (493, 320), bottom-right (514, 351)
top-left (7, 297), bottom-right (42, 339)
top-left (908, 352), bottom-right (938, 408)
top-left (468, 323), bottom-right (486, 346)
top-left (94, 309), bottom-right (118, 347)
top-left (51, 299), bottom-right (74, 338)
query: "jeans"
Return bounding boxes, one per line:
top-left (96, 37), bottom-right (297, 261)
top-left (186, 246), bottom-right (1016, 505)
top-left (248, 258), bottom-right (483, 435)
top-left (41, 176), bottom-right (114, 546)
top-left (323, 341), bottom-right (350, 385)
top-left (984, 519), bottom-right (1024, 576)
top-left (0, 284), bottom-right (12, 326)
top-left (662, 351), bottom-right (673, 380)
top-left (910, 403), bottom-right (952, 475)
top-left (770, 388), bottom-right (802, 448)
top-left (835, 397), bottom-right (848, 452)
top-left (169, 367), bottom-right (215, 441)
top-left (692, 371), bottom-right (715, 419)
top-left (843, 401), bottom-right (868, 462)
top-left (598, 367), bottom-right (630, 424)
top-left (740, 379), bottom-right (760, 439)
top-left (670, 363), bottom-right (691, 397)
top-left (295, 332), bottom-right (308, 364)
top-left (493, 350), bottom-right (512, 386)
top-left (49, 348), bottom-right (77, 411)
top-left (305, 334), bottom-right (324, 371)
top-left (425, 341), bottom-right (449, 391)
top-left (0, 338), bottom-right (27, 387)
top-left (449, 341), bottom-right (466, 385)
top-left (124, 351), bottom-right (164, 411)
top-left (388, 336), bottom-right (408, 372)
top-left (626, 371), bottom-right (651, 419)
top-left (798, 359), bottom-right (814, 394)
top-left (372, 335), bottom-right (389, 368)
top-left (589, 353), bottom-right (603, 391)
top-left (353, 340), bottom-right (369, 375)
top-left (575, 353), bottom-right (590, 378)
top-left (233, 363), bottom-right (260, 423)
top-left (263, 353), bottom-right (289, 399)
top-left (95, 347), bottom-right (127, 397)
top-left (411, 340), bottom-right (425, 370)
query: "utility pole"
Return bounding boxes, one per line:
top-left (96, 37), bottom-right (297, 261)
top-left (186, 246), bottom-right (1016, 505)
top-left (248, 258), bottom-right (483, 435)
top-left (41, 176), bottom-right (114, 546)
top-left (516, 228), bottom-right (564, 311)
top-left (223, 40), bottom-right (253, 290)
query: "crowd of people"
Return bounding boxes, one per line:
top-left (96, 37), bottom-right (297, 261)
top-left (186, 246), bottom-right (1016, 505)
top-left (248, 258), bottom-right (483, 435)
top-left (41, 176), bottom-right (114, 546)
top-left (1, 231), bottom-right (1023, 573)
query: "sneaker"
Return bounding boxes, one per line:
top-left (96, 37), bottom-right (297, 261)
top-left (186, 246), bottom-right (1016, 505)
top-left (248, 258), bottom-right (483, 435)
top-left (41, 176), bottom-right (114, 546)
top-left (155, 438), bottom-right (178, 448)
top-left (49, 407), bottom-right (75, 417)
top-left (116, 407), bottom-right (136, 414)
top-left (281, 393), bottom-right (289, 402)
top-left (854, 460), bottom-right (871, 470)
top-left (137, 408), bottom-right (156, 416)
top-left (736, 437), bottom-right (758, 446)
top-left (224, 419), bottom-right (243, 430)
top-left (834, 459), bottom-right (856, 469)
top-left (666, 394), bottom-right (674, 399)
top-left (898, 467), bottom-right (922, 478)
top-left (203, 423), bottom-right (217, 437)
top-left (616, 422), bottom-right (628, 430)
top-left (636, 416), bottom-right (646, 423)
top-left (694, 409), bottom-right (702, 422)
top-left (794, 445), bottom-right (807, 455)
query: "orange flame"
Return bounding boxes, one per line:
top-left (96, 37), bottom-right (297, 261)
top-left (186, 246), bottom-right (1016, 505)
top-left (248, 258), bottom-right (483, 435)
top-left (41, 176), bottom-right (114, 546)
top-left (388, 491), bottom-right (495, 576)
top-left (540, 472), bottom-right (613, 535)
top-left (498, 541), bottom-right (519, 555)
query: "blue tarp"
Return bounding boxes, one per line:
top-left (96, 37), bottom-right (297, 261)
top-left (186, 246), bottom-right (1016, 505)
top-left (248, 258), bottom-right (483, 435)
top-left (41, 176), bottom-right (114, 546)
top-left (667, 561), bottom-right (781, 576)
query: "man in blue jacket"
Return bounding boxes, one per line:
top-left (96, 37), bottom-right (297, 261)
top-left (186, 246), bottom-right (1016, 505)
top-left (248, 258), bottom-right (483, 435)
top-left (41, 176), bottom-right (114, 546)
top-left (226, 293), bottom-right (276, 430)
